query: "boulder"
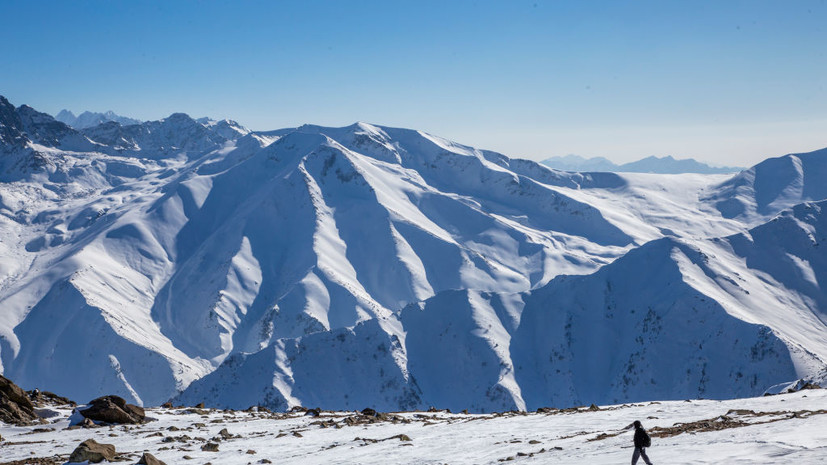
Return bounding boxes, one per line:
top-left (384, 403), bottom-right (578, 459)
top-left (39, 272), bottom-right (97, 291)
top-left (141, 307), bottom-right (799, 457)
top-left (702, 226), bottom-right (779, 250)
top-left (201, 442), bottom-right (219, 452)
top-left (68, 438), bottom-right (116, 463)
top-left (0, 375), bottom-right (38, 425)
top-left (137, 452), bottom-right (167, 465)
top-left (79, 417), bottom-right (98, 428)
top-left (80, 395), bottom-right (145, 424)
top-left (124, 403), bottom-right (146, 419)
top-left (28, 389), bottom-right (76, 407)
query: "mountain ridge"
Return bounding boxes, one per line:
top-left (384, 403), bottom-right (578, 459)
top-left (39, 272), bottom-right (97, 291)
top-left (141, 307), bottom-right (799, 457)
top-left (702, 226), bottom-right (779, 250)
top-left (55, 109), bottom-right (142, 129)
top-left (542, 154), bottom-right (743, 174)
top-left (1, 95), bottom-right (826, 411)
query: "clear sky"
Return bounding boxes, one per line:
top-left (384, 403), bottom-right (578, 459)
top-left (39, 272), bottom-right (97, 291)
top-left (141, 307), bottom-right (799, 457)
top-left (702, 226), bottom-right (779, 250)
top-left (1, 0), bottom-right (825, 166)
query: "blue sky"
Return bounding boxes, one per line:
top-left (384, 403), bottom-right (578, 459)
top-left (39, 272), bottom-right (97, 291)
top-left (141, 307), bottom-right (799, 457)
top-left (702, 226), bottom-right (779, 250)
top-left (1, 0), bottom-right (825, 166)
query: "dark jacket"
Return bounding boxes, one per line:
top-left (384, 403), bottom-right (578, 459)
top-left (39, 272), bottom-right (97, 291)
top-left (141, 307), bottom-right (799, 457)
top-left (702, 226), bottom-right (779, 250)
top-left (633, 427), bottom-right (648, 448)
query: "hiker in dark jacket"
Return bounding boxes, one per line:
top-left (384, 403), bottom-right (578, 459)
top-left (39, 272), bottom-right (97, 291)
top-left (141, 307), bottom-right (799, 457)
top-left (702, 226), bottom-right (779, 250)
top-left (631, 420), bottom-right (653, 465)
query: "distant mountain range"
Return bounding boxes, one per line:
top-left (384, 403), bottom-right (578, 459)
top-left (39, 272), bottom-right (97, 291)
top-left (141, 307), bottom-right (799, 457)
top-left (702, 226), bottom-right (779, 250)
top-left (541, 154), bottom-right (742, 174)
top-left (1, 94), bottom-right (826, 412)
top-left (55, 109), bottom-right (142, 129)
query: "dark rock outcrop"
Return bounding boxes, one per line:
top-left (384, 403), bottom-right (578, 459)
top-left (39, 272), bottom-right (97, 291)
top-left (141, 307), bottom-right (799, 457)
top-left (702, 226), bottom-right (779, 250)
top-left (201, 442), bottom-right (219, 452)
top-left (68, 439), bottom-right (116, 463)
top-left (80, 395), bottom-right (146, 424)
top-left (0, 375), bottom-right (39, 425)
top-left (0, 96), bottom-right (27, 147)
top-left (28, 389), bottom-right (76, 407)
top-left (137, 452), bottom-right (167, 465)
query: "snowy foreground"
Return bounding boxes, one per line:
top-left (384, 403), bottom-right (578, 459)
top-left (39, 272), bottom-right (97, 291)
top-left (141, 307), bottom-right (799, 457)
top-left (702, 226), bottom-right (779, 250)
top-left (2, 389), bottom-right (825, 464)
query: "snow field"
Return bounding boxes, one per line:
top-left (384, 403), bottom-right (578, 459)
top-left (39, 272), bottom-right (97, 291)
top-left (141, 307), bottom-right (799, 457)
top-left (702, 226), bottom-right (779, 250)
top-left (1, 390), bottom-right (825, 464)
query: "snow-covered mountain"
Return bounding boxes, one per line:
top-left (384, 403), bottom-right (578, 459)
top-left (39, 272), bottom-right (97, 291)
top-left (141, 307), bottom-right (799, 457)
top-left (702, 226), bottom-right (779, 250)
top-left (180, 202), bottom-right (827, 412)
top-left (1, 95), bottom-right (825, 412)
top-left (542, 154), bottom-right (742, 174)
top-left (540, 154), bottom-right (619, 172)
top-left (55, 109), bottom-right (141, 129)
top-left (704, 148), bottom-right (827, 221)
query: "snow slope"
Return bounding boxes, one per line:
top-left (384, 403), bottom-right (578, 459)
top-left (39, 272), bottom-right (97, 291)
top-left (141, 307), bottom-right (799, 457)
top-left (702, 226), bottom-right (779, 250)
top-left (1, 389), bottom-right (826, 465)
top-left (2, 95), bottom-right (827, 412)
top-left (182, 201), bottom-right (827, 412)
top-left (705, 147), bottom-right (827, 221)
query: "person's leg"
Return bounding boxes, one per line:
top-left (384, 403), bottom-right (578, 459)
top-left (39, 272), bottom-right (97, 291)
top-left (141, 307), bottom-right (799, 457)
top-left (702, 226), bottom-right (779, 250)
top-left (640, 447), bottom-right (653, 465)
top-left (631, 447), bottom-right (641, 465)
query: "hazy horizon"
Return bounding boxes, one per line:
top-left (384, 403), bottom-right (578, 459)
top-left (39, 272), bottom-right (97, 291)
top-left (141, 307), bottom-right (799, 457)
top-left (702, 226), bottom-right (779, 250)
top-left (2, 0), bottom-right (825, 166)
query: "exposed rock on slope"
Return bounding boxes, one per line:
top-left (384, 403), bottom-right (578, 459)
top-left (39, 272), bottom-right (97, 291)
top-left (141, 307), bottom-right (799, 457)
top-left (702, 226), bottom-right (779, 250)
top-left (68, 438), bottom-right (117, 463)
top-left (0, 375), bottom-right (38, 425)
top-left (79, 395), bottom-right (146, 424)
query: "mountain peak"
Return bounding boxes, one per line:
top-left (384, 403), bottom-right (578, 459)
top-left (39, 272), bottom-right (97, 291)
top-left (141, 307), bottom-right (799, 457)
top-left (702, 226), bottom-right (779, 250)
top-left (165, 112), bottom-right (195, 122)
top-left (55, 108), bottom-right (141, 129)
top-left (55, 109), bottom-right (76, 121)
top-left (0, 95), bottom-right (26, 146)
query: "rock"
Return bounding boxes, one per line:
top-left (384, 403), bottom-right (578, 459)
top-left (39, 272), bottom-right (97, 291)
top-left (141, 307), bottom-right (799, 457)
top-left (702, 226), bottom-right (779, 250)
top-left (161, 402), bottom-right (173, 409)
top-left (0, 375), bottom-right (38, 425)
top-left (137, 452), bottom-right (167, 465)
top-left (201, 442), bottom-right (219, 452)
top-left (125, 403), bottom-right (146, 419)
top-left (34, 407), bottom-right (61, 419)
top-left (218, 428), bottom-right (233, 439)
top-left (28, 389), bottom-right (76, 407)
top-left (80, 395), bottom-right (145, 424)
top-left (68, 438), bottom-right (116, 463)
top-left (80, 417), bottom-right (98, 428)
top-left (195, 402), bottom-right (205, 408)
top-left (361, 407), bottom-right (377, 417)
top-left (246, 449), bottom-right (256, 454)
top-left (66, 416), bottom-right (98, 430)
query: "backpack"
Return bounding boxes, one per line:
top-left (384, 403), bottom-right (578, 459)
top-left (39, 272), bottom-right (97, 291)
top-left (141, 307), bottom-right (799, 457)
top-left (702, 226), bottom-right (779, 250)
top-left (642, 430), bottom-right (651, 448)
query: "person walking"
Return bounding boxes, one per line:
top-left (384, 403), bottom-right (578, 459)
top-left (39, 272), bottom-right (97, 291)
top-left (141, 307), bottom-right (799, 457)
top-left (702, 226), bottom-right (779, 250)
top-left (631, 420), bottom-right (653, 465)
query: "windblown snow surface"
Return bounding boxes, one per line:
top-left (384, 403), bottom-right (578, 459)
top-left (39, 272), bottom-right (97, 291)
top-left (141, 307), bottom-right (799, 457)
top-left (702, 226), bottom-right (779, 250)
top-left (1, 95), bottom-right (826, 414)
top-left (1, 389), bottom-right (826, 464)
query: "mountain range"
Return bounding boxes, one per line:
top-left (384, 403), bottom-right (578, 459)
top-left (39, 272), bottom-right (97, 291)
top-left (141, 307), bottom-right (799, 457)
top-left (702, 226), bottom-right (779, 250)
top-left (0, 95), bottom-right (825, 412)
top-left (541, 154), bottom-right (743, 174)
top-left (55, 109), bottom-right (142, 129)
